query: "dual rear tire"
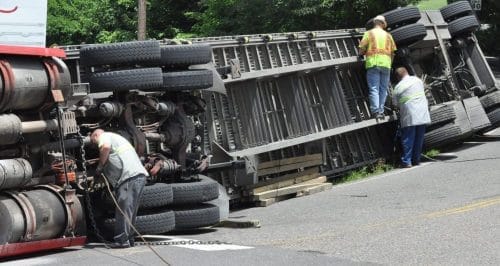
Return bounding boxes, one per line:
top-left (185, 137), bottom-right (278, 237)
top-left (80, 41), bottom-right (213, 93)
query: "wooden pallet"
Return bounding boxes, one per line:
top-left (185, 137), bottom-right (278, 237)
top-left (257, 153), bottom-right (323, 177)
top-left (252, 176), bottom-right (332, 207)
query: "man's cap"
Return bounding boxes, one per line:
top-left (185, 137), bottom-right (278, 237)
top-left (374, 15), bottom-right (387, 28)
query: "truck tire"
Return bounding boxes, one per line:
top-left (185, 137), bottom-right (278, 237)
top-left (383, 7), bottom-right (422, 29)
top-left (424, 123), bottom-right (463, 148)
top-left (160, 44), bottom-right (212, 67)
top-left (463, 96), bottom-right (492, 132)
top-left (139, 183), bottom-right (174, 209)
top-left (480, 91), bottom-right (500, 111)
top-left (448, 15), bottom-right (480, 38)
top-left (103, 183), bottom-right (173, 211)
top-left (453, 100), bottom-right (474, 135)
top-left (487, 108), bottom-right (500, 126)
top-left (80, 41), bottom-right (161, 67)
top-left (174, 204), bottom-right (220, 230)
top-left (89, 68), bottom-right (163, 92)
top-left (171, 175), bottom-right (219, 205)
top-left (366, 7), bottom-right (421, 30)
top-left (104, 209), bottom-right (175, 235)
top-left (160, 70), bottom-right (213, 91)
top-left (429, 104), bottom-right (457, 127)
top-left (390, 23), bottom-right (427, 47)
top-left (440, 1), bottom-right (473, 22)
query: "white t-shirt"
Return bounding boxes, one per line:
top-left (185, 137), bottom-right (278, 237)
top-left (98, 132), bottom-right (148, 187)
top-left (392, 75), bottom-right (431, 128)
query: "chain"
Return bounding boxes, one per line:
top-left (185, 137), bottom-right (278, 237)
top-left (77, 131), bottom-right (110, 246)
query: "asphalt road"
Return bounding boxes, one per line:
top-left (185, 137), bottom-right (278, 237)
top-left (2, 129), bottom-right (500, 266)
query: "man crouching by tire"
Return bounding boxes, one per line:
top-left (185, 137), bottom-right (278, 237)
top-left (91, 129), bottom-right (148, 248)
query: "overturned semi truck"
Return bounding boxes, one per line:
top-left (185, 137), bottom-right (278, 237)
top-left (189, 4), bottom-right (498, 199)
top-left (1, 1), bottom-right (499, 257)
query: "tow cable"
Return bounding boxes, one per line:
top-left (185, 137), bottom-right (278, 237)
top-left (100, 173), bottom-right (171, 266)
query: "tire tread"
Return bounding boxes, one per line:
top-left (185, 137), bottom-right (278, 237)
top-left (80, 41), bottom-right (161, 67)
top-left (89, 68), bottom-right (163, 92)
top-left (174, 204), bottom-right (220, 230)
top-left (171, 175), bottom-right (219, 205)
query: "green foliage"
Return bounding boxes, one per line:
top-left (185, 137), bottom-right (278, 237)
top-left (47, 0), bottom-right (199, 45)
top-left (424, 149), bottom-right (441, 158)
top-left (147, 1), bottom-right (200, 40)
top-left (49, 0), bottom-right (425, 44)
top-left (47, 0), bottom-right (137, 45)
top-left (476, 0), bottom-right (500, 56)
top-left (191, 0), bottom-right (421, 36)
top-left (336, 160), bottom-right (393, 184)
top-left (47, 0), bottom-right (104, 45)
top-left (48, 0), bottom-right (422, 44)
top-left (45, 0), bottom-right (498, 56)
top-left (418, 0), bottom-right (447, 10)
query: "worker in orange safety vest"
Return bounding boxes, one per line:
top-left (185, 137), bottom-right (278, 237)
top-left (358, 15), bottom-right (397, 120)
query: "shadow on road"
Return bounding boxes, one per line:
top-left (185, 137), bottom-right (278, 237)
top-left (471, 135), bottom-right (500, 142)
top-left (169, 228), bottom-right (218, 236)
top-left (0, 248), bottom-right (77, 264)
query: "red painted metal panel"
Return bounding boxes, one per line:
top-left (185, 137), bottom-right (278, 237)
top-left (0, 45), bottom-right (66, 58)
top-left (0, 236), bottom-right (86, 259)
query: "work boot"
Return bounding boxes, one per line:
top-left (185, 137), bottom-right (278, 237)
top-left (107, 241), bottom-right (131, 249)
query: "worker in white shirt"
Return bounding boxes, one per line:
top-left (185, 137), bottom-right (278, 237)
top-left (392, 67), bottom-right (431, 167)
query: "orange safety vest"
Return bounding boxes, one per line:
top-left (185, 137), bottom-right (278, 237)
top-left (359, 28), bottom-right (396, 69)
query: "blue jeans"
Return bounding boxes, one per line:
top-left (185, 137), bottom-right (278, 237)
top-left (366, 67), bottom-right (391, 115)
top-left (400, 125), bottom-right (426, 166)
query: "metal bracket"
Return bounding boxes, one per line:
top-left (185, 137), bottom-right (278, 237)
top-left (71, 83), bottom-right (89, 98)
top-left (62, 111), bottom-right (78, 135)
top-left (229, 59), bottom-right (241, 79)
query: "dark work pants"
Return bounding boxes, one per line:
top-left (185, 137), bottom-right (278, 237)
top-left (113, 174), bottom-right (146, 245)
top-left (400, 125), bottom-right (426, 166)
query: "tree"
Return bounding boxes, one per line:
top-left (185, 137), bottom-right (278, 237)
top-left (47, 0), bottom-right (137, 45)
top-left (47, 0), bottom-right (200, 45)
top-left (48, 0), bottom-right (430, 45)
top-left (147, 0), bottom-right (200, 39)
top-left (469, 0), bottom-right (499, 56)
top-left (47, 0), bottom-right (105, 45)
top-left (191, 0), bottom-right (421, 36)
top-left (138, 0), bottom-right (147, 40)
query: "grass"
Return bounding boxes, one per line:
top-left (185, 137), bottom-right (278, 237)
top-left (335, 149), bottom-right (442, 184)
top-left (336, 160), bottom-right (394, 184)
top-left (424, 148), bottom-right (441, 158)
top-left (417, 0), bottom-right (447, 10)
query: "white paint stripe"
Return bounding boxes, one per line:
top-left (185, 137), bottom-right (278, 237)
top-left (140, 235), bottom-right (254, 251)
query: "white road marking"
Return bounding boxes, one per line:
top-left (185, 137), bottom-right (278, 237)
top-left (140, 235), bottom-right (254, 251)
